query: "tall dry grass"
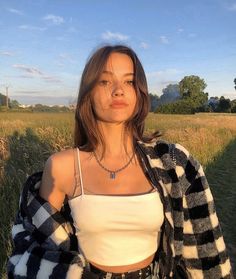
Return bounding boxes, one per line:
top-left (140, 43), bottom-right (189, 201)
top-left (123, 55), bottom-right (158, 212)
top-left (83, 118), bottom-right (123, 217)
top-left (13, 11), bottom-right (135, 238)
top-left (0, 111), bottom-right (236, 277)
top-left (146, 113), bottom-right (236, 166)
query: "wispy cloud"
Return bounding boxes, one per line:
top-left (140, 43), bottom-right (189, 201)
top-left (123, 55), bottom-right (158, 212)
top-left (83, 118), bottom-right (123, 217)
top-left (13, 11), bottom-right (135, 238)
top-left (14, 90), bottom-right (44, 95)
top-left (159, 36), bottom-right (169, 44)
top-left (147, 69), bottom-right (184, 78)
top-left (140, 42), bottom-right (149, 49)
top-left (59, 53), bottom-right (72, 60)
top-left (0, 51), bottom-right (14, 56)
top-left (43, 14), bottom-right (65, 25)
top-left (102, 31), bottom-right (129, 41)
top-left (13, 64), bottom-right (43, 75)
top-left (58, 53), bottom-right (76, 64)
top-left (223, 93), bottom-right (236, 99)
top-left (7, 8), bottom-right (23, 15)
top-left (12, 64), bottom-right (61, 83)
top-left (228, 3), bottom-right (236, 10)
top-left (19, 25), bottom-right (46, 31)
top-left (177, 28), bottom-right (184, 33)
top-left (41, 76), bottom-right (61, 83)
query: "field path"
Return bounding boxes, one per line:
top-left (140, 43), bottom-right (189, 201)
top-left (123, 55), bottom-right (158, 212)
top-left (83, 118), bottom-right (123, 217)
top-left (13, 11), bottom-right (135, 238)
top-left (205, 139), bottom-right (236, 276)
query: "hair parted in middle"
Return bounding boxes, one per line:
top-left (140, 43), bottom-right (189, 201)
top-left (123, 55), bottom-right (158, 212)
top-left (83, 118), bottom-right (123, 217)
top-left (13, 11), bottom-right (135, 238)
top-left (74, 44), bottom-right (156, 155)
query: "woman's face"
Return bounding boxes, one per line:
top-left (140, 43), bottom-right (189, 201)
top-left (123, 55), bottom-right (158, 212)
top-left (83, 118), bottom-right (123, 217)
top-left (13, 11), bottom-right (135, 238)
top-left (91, 52), bottom-right (137, 124)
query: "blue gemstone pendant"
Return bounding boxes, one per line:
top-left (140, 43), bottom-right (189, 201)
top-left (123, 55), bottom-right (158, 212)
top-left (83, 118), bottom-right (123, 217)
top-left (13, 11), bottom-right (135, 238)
top-left (110, 172), bottom-right (116, 179)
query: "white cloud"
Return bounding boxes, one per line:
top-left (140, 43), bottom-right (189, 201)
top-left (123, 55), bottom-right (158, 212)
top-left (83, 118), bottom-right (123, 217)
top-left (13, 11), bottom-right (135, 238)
top-left (140, 42), bottom-right (149, 49)
top-left (159, 36), bottom-right (169, 44)
top-left (58, 53), bottom-right (76, 64)
top-left (19, 25), bottom-right (46, 31)
top-left (223, 93), bottom-right (236, 99)
top-left (0, 51), bottom-right (14, 56)
top-left (177, 28), bottom-right (184, 33)
top-left (43, 14), bottom-right (64, 25)
top-left (59, 53), bottom-right (72, 60)
top-left (41, 76), bottom-right (61, 83)
top-left (12, 64), bottom-right (61, 83)
top-left (13, 64), bottom-right (43, 76)
top-left (101, 31), bottom-right (129, 41)
top-left (228, 3), bottom-right (236, 10)
top-left (7, 8), bottom-right (23, 15)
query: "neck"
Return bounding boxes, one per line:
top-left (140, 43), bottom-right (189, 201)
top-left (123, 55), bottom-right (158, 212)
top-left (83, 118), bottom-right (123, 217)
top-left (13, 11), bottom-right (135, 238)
top-left (96, 122), bottom-right (135, 158)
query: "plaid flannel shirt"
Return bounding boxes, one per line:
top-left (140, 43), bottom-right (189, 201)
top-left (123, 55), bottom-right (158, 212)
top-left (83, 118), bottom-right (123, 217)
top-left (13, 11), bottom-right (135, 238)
top-left (7, 139), bottom-right (234, 278)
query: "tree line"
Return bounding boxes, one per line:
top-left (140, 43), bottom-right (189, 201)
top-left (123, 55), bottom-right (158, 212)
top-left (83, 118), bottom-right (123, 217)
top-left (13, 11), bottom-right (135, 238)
top-left (0, 93), bottom-right (72, 112)
top-left (150, 76), bottom-right (236, 114)
top-left (1, 76), bottom-right (236, 114)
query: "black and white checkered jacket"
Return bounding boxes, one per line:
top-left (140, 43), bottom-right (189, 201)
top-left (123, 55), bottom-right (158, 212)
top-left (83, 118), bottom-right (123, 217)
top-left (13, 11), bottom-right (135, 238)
top-left (7, 140), bottom-right (234, 278)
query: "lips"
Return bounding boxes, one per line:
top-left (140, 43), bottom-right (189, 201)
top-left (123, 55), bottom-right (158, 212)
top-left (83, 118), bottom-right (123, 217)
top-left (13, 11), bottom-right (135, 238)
top-left (110, 101), bottom-right (128, 108)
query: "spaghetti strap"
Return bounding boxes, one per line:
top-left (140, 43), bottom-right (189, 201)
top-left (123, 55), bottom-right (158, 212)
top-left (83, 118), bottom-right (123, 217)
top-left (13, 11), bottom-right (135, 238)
top-left (76, 148), bottom-right (84, 195)
top-left (71, 148), bottom-right (84, 198)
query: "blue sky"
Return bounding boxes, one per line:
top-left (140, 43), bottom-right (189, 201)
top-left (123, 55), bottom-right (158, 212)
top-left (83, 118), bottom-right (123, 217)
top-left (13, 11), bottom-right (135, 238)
top-left (0, 0), bottom-right (236, 105)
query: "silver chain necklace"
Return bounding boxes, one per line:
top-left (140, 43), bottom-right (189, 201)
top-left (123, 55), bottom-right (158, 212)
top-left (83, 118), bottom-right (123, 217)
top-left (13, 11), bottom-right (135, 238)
top-left (93, 150), bottom-right (136, 179)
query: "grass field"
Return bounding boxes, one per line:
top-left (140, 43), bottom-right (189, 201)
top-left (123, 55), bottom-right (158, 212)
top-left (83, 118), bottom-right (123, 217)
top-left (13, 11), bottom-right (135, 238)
top-left (0, 111), bottom-right (236, 277)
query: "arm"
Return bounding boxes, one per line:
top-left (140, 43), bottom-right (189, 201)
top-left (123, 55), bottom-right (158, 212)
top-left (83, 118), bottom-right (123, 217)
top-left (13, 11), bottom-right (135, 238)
top-left (176, 144), bottom-right (234, 278)
top-left (7, 169), bottom-right (98, 278)
top-left (39, 153), bottom-right (72, 211)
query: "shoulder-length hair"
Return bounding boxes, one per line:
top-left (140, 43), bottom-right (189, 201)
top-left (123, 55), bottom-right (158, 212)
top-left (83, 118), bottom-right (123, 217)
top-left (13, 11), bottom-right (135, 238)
top-left (74, 44), bottom-right (157, 155)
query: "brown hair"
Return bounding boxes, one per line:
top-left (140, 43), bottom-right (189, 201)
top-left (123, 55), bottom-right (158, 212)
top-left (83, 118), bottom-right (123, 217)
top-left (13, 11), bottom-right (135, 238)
top-left (74, 44), bottom-right (155, 155)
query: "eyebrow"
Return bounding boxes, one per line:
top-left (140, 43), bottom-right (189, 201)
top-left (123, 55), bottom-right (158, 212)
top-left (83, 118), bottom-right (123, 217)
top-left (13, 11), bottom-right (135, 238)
top-left (102, 70), bottom-right (134, 77)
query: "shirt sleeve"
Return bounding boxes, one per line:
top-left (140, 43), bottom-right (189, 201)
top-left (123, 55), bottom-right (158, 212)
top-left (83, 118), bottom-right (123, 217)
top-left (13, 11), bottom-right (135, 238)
top-left (176, 144), bottom-right (234, 278)
top-left (7, 174), bottom-right (98, 279)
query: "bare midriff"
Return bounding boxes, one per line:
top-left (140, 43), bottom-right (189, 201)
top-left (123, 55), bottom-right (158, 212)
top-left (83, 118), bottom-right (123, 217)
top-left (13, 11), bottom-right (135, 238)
top-left (89, 252), bottom-right (155, 273)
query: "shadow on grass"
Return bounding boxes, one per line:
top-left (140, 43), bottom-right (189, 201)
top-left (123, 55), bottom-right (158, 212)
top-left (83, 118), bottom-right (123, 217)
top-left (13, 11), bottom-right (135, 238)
top-left (0, 128), bottom-right (54, 277)
top-left (205, 138), bottom-right (236, 276)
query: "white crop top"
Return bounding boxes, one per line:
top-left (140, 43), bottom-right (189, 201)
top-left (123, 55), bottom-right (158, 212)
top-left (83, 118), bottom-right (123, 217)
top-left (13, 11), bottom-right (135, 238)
top-left (68, 148), bottom-right (164, 266)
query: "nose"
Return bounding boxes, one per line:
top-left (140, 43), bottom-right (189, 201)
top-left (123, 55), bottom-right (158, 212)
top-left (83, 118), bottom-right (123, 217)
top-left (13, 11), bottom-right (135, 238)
top-left (111, 80), bottom-right (124, 97)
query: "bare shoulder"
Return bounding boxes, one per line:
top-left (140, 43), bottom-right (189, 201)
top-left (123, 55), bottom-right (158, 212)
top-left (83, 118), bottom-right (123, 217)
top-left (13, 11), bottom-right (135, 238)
top-left (39, 148), bottom-right (75, 210)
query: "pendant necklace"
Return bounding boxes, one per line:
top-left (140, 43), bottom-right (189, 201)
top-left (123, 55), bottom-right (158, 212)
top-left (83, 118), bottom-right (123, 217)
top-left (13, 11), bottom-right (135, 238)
top-left (93, 149), bottom-right (136, 179)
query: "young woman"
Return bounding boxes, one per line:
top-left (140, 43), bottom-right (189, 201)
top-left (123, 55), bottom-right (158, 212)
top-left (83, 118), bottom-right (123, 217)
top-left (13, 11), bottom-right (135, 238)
top-left (8, 45), bottom-right (233, 279)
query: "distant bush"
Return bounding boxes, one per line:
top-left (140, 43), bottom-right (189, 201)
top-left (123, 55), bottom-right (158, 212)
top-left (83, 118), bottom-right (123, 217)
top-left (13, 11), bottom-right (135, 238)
top-left (0, 106), bottom-right (8, 112)
top-left (155, 99), bottom-right (195, 114)
top-left (31, 104), bottom-right (71, 112)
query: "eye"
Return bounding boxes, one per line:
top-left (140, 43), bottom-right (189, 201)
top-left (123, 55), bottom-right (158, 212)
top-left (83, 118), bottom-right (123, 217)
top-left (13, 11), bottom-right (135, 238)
top-left (125, 80), bottom-right (135, 86)
top-left (98, 80), bottom-right (111, 86)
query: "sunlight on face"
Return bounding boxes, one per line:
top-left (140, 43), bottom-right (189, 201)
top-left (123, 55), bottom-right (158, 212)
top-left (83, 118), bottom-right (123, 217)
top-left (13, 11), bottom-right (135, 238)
top-left (92, 52), bottom-right (137, 124)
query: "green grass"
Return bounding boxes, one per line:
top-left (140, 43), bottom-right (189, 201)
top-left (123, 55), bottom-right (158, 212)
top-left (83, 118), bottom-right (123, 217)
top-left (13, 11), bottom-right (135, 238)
top-left (0, 111), bottom-right (236, 277)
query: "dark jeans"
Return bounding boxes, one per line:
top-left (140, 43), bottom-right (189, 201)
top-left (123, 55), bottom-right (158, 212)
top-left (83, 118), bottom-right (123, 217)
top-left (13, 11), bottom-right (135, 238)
top-left (88, 260), bottom-right (160, 279)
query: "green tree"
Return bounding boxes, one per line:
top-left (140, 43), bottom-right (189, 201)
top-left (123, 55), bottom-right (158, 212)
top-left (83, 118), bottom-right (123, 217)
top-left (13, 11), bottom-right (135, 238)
top-left (217, 96), bottom-right (231, 112)
top-left (149, 93), bottom-right (160, 112)
top-left (0, 93), bottom-right (7, 106)
top-left (208, 97), bottom-right (219, 112)
top-left (9, 99), bottom-right (20, 108)
top-left (155, 99), bottom-right (195, 114)
top-left (231, 99), bottom-right (236, 113)
top-left (179, 75), bottom-right (208, 110)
